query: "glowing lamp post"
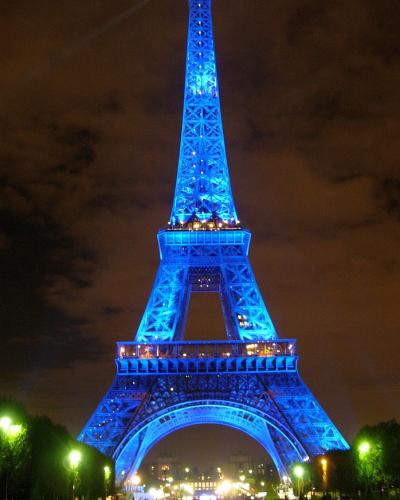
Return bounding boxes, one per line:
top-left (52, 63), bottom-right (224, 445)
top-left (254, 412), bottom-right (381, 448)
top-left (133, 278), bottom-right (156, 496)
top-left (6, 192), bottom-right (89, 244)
top-left (132, 474), bottom-right (141, 486)
top-left (293, 465), bottom-right (305, 498)
top-left (68, 449), bottom-right (82, 499)
top-left (0, 416), bottom-right (22, 437)
top-left (358, 440), bottom-right (371, 496)
top-left (0, 415), bottom-right (25, 500)
top-left (68, 450), bottom-right (82, 468)
top-left (0, 416), bottom-right (11, 431)
top-left (358, 441), bottom-right (370, 455)
top-left (320, 458), bottom-right (328, 492)
top-left (104, 465), bottom-right (112, 497)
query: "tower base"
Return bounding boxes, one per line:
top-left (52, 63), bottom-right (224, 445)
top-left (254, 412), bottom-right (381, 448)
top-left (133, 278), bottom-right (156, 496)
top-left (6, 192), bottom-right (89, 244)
top-left (78, 340), bottom-right (348, 485)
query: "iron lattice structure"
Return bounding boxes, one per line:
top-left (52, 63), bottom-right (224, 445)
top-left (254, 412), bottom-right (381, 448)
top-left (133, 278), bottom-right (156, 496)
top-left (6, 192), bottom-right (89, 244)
top-left (136, 229), bottom-right (276, 343)
top-left (79, 0), bottom-right (349, 486)
top-left (170, 0), bottom-right (237, 224)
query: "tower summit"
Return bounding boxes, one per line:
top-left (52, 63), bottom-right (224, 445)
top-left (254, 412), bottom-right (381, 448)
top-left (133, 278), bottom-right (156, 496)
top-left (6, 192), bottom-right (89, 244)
top-left (79, 0), bottom-right (349, 487)
top-left (170, 0), bottom-right (238, 226)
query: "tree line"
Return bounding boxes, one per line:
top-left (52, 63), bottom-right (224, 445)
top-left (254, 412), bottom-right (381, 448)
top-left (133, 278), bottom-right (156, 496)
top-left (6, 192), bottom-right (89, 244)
top-left (294, 420), bottom-right (400, 498)
top-left (0, 398), bottom-right (114, 499)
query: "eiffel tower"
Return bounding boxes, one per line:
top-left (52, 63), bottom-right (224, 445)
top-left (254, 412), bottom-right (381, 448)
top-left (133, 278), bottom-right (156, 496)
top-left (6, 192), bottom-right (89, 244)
top-left (79, 0), bottom-right (349, 485)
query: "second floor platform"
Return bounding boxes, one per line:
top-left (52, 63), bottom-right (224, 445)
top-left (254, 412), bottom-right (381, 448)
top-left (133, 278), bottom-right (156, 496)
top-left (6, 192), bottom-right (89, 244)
top-left (115, 339), bottom-right (297, 375)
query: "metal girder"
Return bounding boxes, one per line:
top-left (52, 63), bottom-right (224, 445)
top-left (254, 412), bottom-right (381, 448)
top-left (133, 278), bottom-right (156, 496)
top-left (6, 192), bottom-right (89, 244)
top-left (135, 262), bottom-right (190, 342)
top-left (221, 258), bottom-right (276, 340)
top-left (136, 230), bottom-right (277, 342)
top-left (170, 0), bottom-right (238, 224)
top-left (79, 370), bottom-right (348, 485)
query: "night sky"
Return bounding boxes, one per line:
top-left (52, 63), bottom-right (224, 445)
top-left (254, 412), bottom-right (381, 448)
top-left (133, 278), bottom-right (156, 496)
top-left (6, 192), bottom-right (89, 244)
top-left (1, 0), bottom-right (400, 467)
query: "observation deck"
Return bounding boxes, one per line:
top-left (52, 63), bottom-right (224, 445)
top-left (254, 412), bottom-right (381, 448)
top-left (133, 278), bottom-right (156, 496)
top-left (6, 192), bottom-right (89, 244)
top-left (157, 228), bottom-right (251, 260)
top-left (116, 340), bottom-right (297, 375)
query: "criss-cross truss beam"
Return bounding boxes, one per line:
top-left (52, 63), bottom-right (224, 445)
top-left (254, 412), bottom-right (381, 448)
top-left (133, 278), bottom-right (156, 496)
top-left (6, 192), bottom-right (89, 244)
top-left (170, 0), bottom-right (238, 225)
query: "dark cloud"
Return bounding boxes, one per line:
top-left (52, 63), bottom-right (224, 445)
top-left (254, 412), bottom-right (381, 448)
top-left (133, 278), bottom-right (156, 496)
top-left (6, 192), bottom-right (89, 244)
top-left (0, 0), bottom-right (399, 465)
top-left (0, 211), bottom-right (102, 376)
top-left (101, 306), bottom-right (124, 316)
top-left (379, 177), bottom-right (400, 218)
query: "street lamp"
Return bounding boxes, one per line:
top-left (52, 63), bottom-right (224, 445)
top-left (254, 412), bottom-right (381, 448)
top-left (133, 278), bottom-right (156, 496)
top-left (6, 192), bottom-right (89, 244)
top-left (104, 466), bottom-right (111, 498)
top-left (183, 466), bottom-right (190, 482)
top-left (68, 450), bottom-right (82, 468)
top-left (293, 465), bottom-right (304, 478)
top-left (0, 415), bottom-right (24, 500)
top-left (358, 440), bottom-right (371, 496)
top-left (0, 416), bottom-right (22, 437)
top-left (132, 474), bottom-right (141, 486)
top-left (68, 449), bottom-right (82, 499)
top-left (320, 458), bottom-right (328, 492)
top-left (358, 441), bottom-right (370, 455)
top-left (0, 416), bottom-right (12, 430)
top-left (293, 465), bottom-right (305, 498)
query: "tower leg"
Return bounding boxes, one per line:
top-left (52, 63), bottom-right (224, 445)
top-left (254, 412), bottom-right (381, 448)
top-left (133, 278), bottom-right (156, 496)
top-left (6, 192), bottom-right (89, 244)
top-left (136, 263), bottom-right (190, 342)
top-left (221, 257), bottom-right (276, 340)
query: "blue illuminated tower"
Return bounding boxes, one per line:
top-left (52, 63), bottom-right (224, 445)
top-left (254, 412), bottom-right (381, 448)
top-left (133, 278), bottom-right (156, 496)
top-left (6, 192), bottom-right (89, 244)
top-left (79, 0), bottom-right (348, 487)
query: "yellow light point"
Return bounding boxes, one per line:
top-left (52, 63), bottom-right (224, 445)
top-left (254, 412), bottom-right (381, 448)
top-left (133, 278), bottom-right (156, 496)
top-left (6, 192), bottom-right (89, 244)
top-left (239, 474), bottom-right (245, 482)
top-left (132, 474), bottom-right (141, 485)
top-left (0, 417), bottom-right (22, 437)
top-left (216, 479), bottom-right (232, 494)
top-left (293, 465), bottom-right (304, 478)
top-left (68, 450), bottom-right (82, 468)
top-left (104, 465), bottom-right (111, 479)
top-left (359, 441), bottom-right (371, 455)
top-left (0, 416), bottom-right (12, 430)
top-left (321, 457), bottom-right (328, 489)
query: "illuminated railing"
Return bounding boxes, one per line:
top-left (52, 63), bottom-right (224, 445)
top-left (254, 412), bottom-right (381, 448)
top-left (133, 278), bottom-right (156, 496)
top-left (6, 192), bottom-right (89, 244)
top-left (116, 340), bottom-right (296, 360)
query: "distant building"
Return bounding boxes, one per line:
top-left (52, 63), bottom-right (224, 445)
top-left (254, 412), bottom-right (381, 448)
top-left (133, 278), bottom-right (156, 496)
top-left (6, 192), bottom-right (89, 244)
top-left (144, 454), bottom-right (180, 483)
top-left (226, 453), bottom-right (277, 482)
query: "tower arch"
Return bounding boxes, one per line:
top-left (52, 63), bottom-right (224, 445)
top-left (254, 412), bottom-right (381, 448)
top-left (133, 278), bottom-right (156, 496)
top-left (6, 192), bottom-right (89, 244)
top-left (113, 400), bottom-right (308, 484)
